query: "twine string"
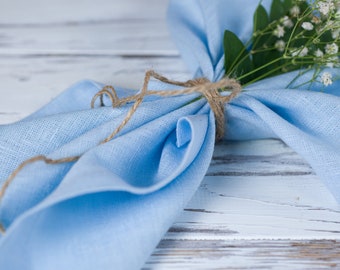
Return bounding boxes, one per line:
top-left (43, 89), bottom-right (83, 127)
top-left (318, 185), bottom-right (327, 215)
top-left (0, 70), bottom-right (241, 233)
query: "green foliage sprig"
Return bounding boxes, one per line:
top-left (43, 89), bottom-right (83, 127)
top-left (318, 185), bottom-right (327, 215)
top-left (223, 0), bottom-right (340, 88)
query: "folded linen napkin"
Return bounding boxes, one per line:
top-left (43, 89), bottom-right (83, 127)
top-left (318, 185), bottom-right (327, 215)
top-left (0, 0), bottom-right (339, 269)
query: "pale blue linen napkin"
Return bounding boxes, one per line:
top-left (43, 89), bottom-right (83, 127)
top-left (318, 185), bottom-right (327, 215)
top-left (0, 0), bottom-right (339, 269)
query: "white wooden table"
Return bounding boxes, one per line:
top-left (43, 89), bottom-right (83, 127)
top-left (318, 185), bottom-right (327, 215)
top-left (1, 0), bottom-right (339, 268)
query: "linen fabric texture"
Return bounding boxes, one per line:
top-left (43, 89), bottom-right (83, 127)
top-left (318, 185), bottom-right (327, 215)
top-left (0, 0), bottom-right (339, 269)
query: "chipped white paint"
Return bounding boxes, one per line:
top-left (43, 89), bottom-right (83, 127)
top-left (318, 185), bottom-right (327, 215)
top-left (1, 0), bottom-right (339, 268)
top-left (145, 240), bottom-right (340, 269)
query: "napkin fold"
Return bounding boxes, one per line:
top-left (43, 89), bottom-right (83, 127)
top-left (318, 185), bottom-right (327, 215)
top-left (0, 0), bottom-right (339, 269)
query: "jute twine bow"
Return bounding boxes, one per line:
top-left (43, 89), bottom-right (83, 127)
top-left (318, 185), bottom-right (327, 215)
top-left (0, 70), bottom-right (241, 233)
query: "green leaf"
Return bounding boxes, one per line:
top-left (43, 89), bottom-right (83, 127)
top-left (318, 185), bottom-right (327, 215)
top-left (270, 0), bottom-right (285, 22)
top-left (254, 4), bottom-right (269, 33)
top-left (223, 30), bottom-right (252, 82)
top-left (252, 5), bottom-right (270, 72)
top-left (252, 2), bottom-right (282, 81)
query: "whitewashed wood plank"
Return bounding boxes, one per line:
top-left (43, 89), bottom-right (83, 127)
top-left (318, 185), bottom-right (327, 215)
top-left (0, 21), bottom-right (177, 55)
top-left (0, 0), bottom-right (175, 55)
top-left (0, 55), bottom-right (189, 123)
top-left (145, 240), bottom-right (340, 269)
top-left (0, 0), bottom-right (167, 24)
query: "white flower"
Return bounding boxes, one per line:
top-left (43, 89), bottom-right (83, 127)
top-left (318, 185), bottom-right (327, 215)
top-left (314, 48), bottom-right (324, 58)
top-left (273, 25), bottom-right (285, 38)
top-left (275, 40), bottom-right (286, 52)
top-left (325, 43), bottom-right (339, 55)
top-left (301, 22), bottom-right (314, 30)
top-left (320, 72), bottom-right (333, 86)
top-left (332, 28), bottom-right (340, 39)
top-left (299, 47), bottom-right (309, 57)
top-left (317, 0), bottom-right (336, 16)
top-left (282, 16), bottom-right (294, 28)
top-left (292, 47), bottom-right (309, 57)
top-left (326, 56), bottom-right (340, 68)
top-left (290, 5), bottom-right (300, 17)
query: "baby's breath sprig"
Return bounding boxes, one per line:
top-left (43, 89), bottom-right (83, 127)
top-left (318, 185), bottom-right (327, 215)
top-left (223, 0), bottom-right (339, 88)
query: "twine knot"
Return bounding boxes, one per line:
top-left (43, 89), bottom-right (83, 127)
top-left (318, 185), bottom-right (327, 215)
top-left (91, 70), bottom-right (242, 142)
top-left (183, 77), bottom-right (210, 86)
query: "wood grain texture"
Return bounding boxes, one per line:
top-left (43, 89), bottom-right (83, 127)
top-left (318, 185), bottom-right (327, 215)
top-left (1, 0), bottom-right (339, 269)
top-left (0, 55), bottom-right (188, 123)
top-left (0, 0), bottom-right (167, 24)
top-left (0, 21), bottom-right (176, 56)
top-left (145, 240), bottom-right (340, 269)
top-left (0, 0), bottom-right (175, 55)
